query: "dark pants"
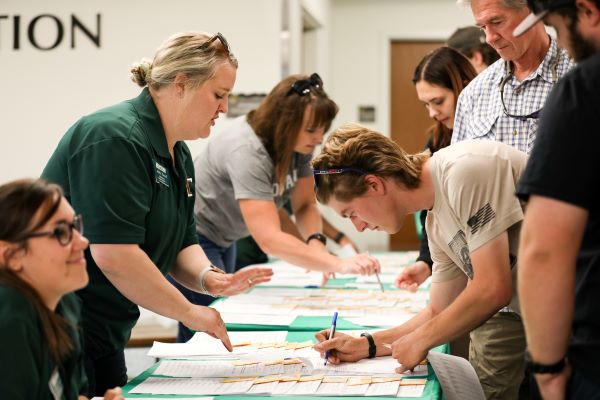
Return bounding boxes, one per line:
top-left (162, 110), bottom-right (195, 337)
top-left (83, 348), bottom-right (127, 397)
top-left (167, 232), bottom-right (236, 343)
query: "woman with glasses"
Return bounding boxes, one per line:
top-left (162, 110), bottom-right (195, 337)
top-left (395, 47), bottom-right (477, 292)
top-left (0, 179), bottom-right (123, 400)
top-left (169, 73), bottom-right (380, 342)
top-left (41, 32), bottom-right (273, 396)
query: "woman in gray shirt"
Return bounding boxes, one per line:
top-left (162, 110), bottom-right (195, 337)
top-left (169, 74), bottom-right (380, 342)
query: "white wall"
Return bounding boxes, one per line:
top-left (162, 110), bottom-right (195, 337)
top-left (0, 0), bottom-right (282, 182)
top-left (1, 0), bottom-right (477, 252)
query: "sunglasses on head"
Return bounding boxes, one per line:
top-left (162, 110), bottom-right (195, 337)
top-left (24, 215), bottom-right (84, 246)
top-left (288, 73), bottom-right (323, 96)
top-left (312, 167), bottom-right (368, 191)
top-left (198, 32), bottom-right (231, 55)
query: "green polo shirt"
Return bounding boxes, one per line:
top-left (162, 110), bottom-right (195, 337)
top-left (42, 88), bottom-right (198, 357)
top-left (0, 288), bottom-right (87, 399)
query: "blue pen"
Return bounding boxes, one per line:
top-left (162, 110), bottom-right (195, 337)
top-left (324, 311), bottom-right (338, 366)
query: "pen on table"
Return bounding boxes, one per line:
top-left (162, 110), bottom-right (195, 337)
top-left (366, 251), bottom-right (384, 293)
top-left (374, 271), bottom-right (385, 293)
top-left (324, 311), bottom-right (338, 366)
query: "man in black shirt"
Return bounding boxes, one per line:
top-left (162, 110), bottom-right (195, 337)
top-left (514, 0), bottom-right (600, 398)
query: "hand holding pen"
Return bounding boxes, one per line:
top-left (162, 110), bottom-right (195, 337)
top-left (324, 311), bottom-right (338, 366)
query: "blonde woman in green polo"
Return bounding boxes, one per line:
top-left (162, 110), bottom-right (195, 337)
top-left (41, 32), bottom-right (273, 396)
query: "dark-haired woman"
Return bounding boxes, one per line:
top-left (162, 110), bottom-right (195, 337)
top-left (169, 73), bottom-right (380, 342)
top-left (0, 178), bottom-right (122, 400)
top-left (395, 47), bottom-right (477, 291)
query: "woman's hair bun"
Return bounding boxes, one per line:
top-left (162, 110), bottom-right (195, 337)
top-left (130, 58), bottom-right (152, 87)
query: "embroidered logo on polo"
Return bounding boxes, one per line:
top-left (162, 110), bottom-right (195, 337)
top-left (448, 230), bottom-right (474, 279)
top-left (467, 203), bottom-right (496, 234)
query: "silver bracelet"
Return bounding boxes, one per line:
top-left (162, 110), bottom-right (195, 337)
top-left (197, 264), bottom-right (225, 297)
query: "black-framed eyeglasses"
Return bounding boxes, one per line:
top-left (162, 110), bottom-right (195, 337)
top-left (24, 215), bottom-right (84, 246)
top-left (288, 73), bottom-right (323, 96)
top-left (198, 32), bottom-right (231, 54)
top-left (499, 53), bottom-right (559, 122)
top-left (499, 74), bottom-right (543, 122)
top-left (313, 167), bottom-right (368, 191)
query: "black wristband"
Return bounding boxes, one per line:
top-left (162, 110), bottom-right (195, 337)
top-left (360, 332), bottom-right (376, 359)
top-left (306, 232), bottom-right (327, 246)
top-left (333, 231), bottom-right (345, 244)
top-left (525, 350), bottom-right (566, 374)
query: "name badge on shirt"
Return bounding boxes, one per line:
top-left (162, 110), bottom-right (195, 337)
top-left (48, 366), bottom-right (64, 400)
top-left (154, 161), bottom-right (170, 188)
top-left (185, 177), bottom-right (194, 197)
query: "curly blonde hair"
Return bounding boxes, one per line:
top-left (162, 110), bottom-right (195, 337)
top-left (312, 123), bottom-right (429, 203)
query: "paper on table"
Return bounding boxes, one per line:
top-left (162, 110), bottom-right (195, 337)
top-left (285, 379), bottom-right (322, 395)
top-left (188, 330), bottom-right (288, 346)
top-left (427, 350), bottom-right (485, 400)
top-left (354, 274), bottom-right (397, 284)
top-left (129, 377), bottom-right (253, 395)
top-left (219, 312), bottom-right (295, 326)
top-left (247, 381), bottom-right (279, 395)
top-left (306, 356), bottom-right (427, 376)
top-left (154, 359), bottom-right (310, 378)
top-left (345, 313), bottom-right (413, 328)
top-left (148, 331), bottom-right (291, 358)
top-left (397, 384), bottom-right (426, 397)
top-left (364, 380), bottom-right (401, 397)
top-left (271, 380), bottom-right (297, 395)
top-left (147, 341), bottom-right (234, 358)
top-left (211, 302), bottom-right (297, 316)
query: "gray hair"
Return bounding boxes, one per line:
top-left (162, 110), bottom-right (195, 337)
top-left (130, 31), bottom-right (238, 90)
top-left (456, 0), bottom-right (527, 9)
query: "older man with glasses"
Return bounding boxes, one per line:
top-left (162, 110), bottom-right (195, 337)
top-left (452, 0), bottom-right (573, 154)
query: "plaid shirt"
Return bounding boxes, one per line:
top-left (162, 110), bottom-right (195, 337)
top-left (452, 38), bottom-right (574, 154)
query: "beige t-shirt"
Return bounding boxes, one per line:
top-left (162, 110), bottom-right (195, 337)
top-left (426, 140), bottom-right (528, 314)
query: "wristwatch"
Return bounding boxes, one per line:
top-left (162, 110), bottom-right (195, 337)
top-left (360, 332), bottom-right (377, 359)
top-left (524, 350), bottom-right (566, 374)
top-left (306, 232), bottom-right (327, 246)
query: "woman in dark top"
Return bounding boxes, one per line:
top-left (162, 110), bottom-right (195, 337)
top-left (395, 47), bottom-right (477, 291)
top-left (0, 178), bottom-right (122, 400)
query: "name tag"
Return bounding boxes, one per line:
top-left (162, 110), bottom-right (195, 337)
top-left (154, 161), bottom-right (170, 187)
top-left (185, 177), bottom-right (194, 198)
top-left (48, 366), bottom-right (63, 400)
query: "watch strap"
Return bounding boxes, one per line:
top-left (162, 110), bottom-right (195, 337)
top-left (306, 232), bottom-right (327, 245)
top-left (333, 231), bottom-right (345, 244)
top-left (360, 332), bottom-right (377, 359)
top-left (525, 350), bottom-right (566, 374)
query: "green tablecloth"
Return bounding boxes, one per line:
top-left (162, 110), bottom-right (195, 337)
top-left (122, 330), bottom-right (446, 400)
top-left (226, 315), bottom-right (366, 332)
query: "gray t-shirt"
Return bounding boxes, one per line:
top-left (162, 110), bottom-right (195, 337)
top-left (194, 116), bottom-right (313, 248)
top-left (427, 140), bottom-right (527, 314)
